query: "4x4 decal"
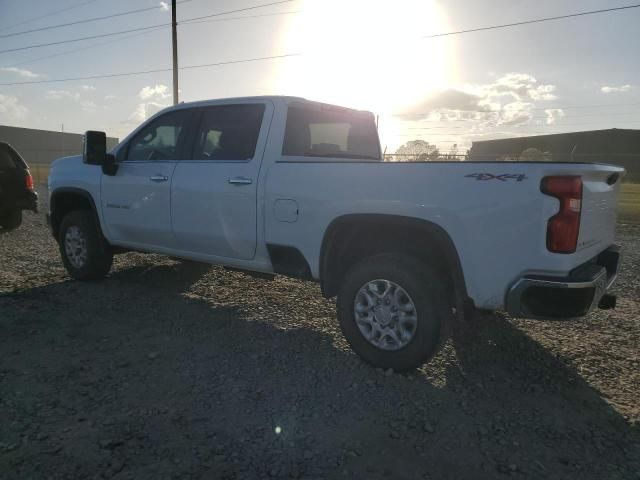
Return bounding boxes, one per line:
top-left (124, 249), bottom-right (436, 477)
top-left (465, 173), bottom-right (527, 182)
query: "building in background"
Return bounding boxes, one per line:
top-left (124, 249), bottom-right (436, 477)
top-left (0, 125), bottom-right (119, 165)
top-left (469, 128), bottom-right (640, 182)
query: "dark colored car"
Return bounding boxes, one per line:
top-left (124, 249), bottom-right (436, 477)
top-left (0, 142), bottom-right (38, 233)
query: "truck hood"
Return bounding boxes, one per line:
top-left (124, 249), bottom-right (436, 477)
top-left (52, 155), bottom-right (83, 168)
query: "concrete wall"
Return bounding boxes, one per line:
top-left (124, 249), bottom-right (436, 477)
top-left (0, 125), bottom-right (119, 166)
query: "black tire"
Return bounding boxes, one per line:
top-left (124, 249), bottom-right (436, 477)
top-left (0, 209), bottom-right (22, 232)
top-left (58, 210), bottom-right (113, 280)
top-left (337, 253), bottom-right (451, 371)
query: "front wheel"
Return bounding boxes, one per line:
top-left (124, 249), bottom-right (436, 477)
top-left (337, 254), bottom-right (450, 371)
top-left (58, 210), bottom-right (113, 280)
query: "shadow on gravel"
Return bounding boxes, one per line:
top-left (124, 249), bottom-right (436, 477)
top-left (1, 261), bottom-right (638, 480)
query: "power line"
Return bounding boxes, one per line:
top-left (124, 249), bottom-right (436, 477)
top-left (0, 24), bottom-right (167, 55)
top-left (403, 110), bottom-right (640, 125)
top-left (1, 2), bottom-right (639, 97)
top-left (0, 0), bottom-right (295, 55)
top-left (3, 10), bottom-right (301, 69)
top-left (3, 1), bottom-right (635, 57)
top-left (181, 9), bottom-right (300, 26)
top-left (0, 0), bottom-right (193, 39)
top-left (0, 0), bottom-right (99, 33)
top-left (422, 3), bottom-right (640, 38)
top-left (180, 0), bottom-right (294, 23)
top-left (390, 120), bottom-right (640, 137)
top-left (3, 26), bottom-right (167, 69)
top-left (0, 53), bottom-right (301, 86)
top-left (386, 103), bottom-right (640, 117)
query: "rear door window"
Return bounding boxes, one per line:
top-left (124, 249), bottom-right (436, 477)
top-left (191, 104), bottom-right (265, 161)
top-left (282, 104), bottom-right (381, 160)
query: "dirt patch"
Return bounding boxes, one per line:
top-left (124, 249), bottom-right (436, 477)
top-left (1, 189), bottom-right (638, 479)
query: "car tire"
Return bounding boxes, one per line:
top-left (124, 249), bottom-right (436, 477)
top-left (337, 253), bottom-right (450, 371)
top-left (58, 210), bottom-right (113, 280)
top-left (0, 209), bottom-right (22, 232)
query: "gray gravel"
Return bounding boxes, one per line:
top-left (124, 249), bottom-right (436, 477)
top-left (1, 187), bottom-right (638, 479)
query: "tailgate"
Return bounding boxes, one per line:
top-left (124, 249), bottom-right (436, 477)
top-left (577, 166), bottom-right (623, 253)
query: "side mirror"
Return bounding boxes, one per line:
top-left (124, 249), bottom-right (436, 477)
top-left (83, 130), bottom-right (107, 165)
top-left (83, 130), bottom-right (118, 176)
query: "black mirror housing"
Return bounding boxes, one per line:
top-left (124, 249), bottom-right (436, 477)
top-left (83, 130), bottom-right (107, 165)
top-left (101, 154), bottom-right (118, 176)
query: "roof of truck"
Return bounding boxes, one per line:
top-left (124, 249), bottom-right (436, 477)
top-left (178, 95), bottom-right (305, 106)
top-left (167, 96), bottom-right (373, 114)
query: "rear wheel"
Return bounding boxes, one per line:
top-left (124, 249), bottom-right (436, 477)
top-left (58, 210), bottom-right (113, 280)
top-left (0, 209), bottom-right (22, 232)
top-left (337, 253), bottom-right (450, 371)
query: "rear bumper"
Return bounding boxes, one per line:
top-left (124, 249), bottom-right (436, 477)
top-left (15, 191), bottom-right (38, 213)
top-left (506, 245), bottom-right (619, 319)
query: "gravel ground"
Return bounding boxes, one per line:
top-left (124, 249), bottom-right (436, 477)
top-left (1, 188), bottom-right (638, 479)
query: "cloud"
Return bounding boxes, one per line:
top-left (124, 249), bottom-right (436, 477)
top-left (498, 102), bottom-right (534, 126)
top-left (46, 86), bottom-right (97, 106)
top-left (383, 72), bottom-right (562, 151)
top-left (0, 94), bottom-right (28, 121)
top-left (0, 67), bottom-right (42, 78)
top-left (80, 100), bottom-right (97, 112)
top-left (397, 73), bottom-right (558, 124)
top-left (45, 90), bottom-right (80, 101)
top-left (139, 84), bottom-right (171, 100)
top-left (396, 89), bottom-right (487, 119)
top-left (128, 101), bottom-right (167, 123)
top-left (529, 84), bottom-right (557, 101)
top-left (545, 108), bottom-right (565, 125)
top-left (104, 94), bottom-right (117, 101)
top-left (484, 73), bottom-right (557, 102)
top-left (601, 84), bottom-right (631, 94)
top-left (159, 1), bottom-right (169, 11)
top-left (131, 85), bottom-right (171, 122)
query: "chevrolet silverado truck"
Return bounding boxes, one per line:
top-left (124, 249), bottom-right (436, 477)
top-left (46, 96), bottom-right (623, 370)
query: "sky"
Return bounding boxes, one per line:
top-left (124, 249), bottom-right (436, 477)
top-left (0, 0), bottom-right (639, 152)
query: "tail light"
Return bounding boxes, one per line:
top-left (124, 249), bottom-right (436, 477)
top-left (25, 172), bottom-right (34, 191)
top-left (541, 176), bottom-right (582, 253)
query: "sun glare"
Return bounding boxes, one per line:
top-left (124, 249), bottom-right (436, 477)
top-left (276, 0), bottom-right (456, 115)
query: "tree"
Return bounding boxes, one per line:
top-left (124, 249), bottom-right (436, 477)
top-left (393, 140), bottom-right (440, 162)
top-left (442, 143), bottom-right (459, 161)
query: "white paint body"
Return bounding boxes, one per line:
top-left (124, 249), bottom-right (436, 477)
top-left (48, 96), bottom-right (624, 310)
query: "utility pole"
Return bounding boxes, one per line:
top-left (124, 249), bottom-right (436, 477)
top-left (171, 0), bottom-right (179, 105)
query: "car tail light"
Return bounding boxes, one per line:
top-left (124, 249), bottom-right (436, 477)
top-left (25, 172), bottom-right (34, 191)
top-left (541, 176), bottom-right (582, 253)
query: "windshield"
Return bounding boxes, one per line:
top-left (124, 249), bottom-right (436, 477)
top-left (282, 103), bottom-right (381, 160)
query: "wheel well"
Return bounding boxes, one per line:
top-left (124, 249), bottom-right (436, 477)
top-left (50, 189), bottom-right (97, 239)
top-left (320, 215), bottom-right (469, 307)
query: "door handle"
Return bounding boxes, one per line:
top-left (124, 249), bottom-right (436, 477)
top-left (149, 174), bottom-right (168, 182)
top-left (228, 176), bottom-right (253, 185)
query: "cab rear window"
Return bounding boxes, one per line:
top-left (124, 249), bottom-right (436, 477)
top-left (282, 104), bottom-right (381, 160)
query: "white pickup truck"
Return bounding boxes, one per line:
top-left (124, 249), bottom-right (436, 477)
top-left (47, 96), bottom-right (623, 370)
